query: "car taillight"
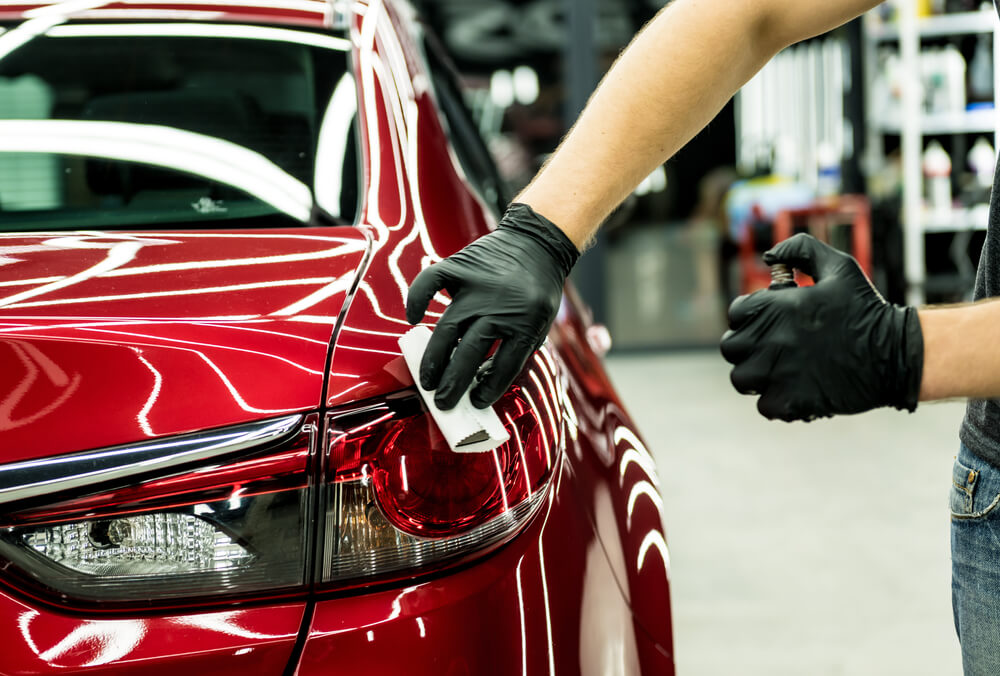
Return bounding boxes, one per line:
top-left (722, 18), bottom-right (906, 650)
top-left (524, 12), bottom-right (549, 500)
top-left (0, 352), bottom-right (565, 608)
top-left (0, 416), bottom-right (317, 609)
top-left (321, 358), bottom-right (562, 586)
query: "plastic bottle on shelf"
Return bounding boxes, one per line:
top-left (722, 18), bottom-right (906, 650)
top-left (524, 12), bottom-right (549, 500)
top-left (923, 141), bottom-right (953, 221)
top-left (922, 47), bottom-right (967, 115)
top-left (969, 137), bottom-right (995, 196)
top-left (969, 34), bottom-right (994, 103)
top-left (816, 142), bottom-right (842, 198)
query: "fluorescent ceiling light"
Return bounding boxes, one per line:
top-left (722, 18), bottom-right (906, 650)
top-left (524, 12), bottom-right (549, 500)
top-left (0, 120), bottom-right (313, 222)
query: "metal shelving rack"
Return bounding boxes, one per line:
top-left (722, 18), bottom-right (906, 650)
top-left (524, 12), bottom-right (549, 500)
top-left (864, 3), bottom-right (1000, 305)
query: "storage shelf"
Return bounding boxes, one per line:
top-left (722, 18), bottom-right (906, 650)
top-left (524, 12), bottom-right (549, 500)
top-left (870, 9), bottom-right (996, 41)
top-left (878, 108), bottom-right (997, 134)
top-left (921, 204), bottom-right (990, 232)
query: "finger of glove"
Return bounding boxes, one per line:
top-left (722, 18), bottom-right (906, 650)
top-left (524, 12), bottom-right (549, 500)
top-left (420, 320), bottom-right (460, 391)
top-left (756, 388), bottom-right (813, 423)
top-left (727, 291), bottom-right (769, 330)
top-left (720, 328), bottom-right (757, 365)
top-left (763, 233), bottom-right (841, 281)
top-left (470, 336), bottom-right (533, 409)
top-left (406, 264), bottom-right (449, 325)
top-left (434, 320), bottom-right (497, 410)
top-left (729, 351), bottom-right (775, 396)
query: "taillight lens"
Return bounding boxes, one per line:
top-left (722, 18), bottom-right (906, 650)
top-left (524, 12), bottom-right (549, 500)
top-left (322, 354), bottom-right (563, 585)
top-left (0, 419), bottom-right (316, 608)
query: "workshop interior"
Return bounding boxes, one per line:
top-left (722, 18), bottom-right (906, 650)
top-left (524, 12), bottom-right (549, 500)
top-left (417, 0), bottom-right (995, 346)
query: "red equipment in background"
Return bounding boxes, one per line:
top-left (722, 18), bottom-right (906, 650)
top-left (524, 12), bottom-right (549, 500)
top-left (739, 195), bottom-right (873, 293)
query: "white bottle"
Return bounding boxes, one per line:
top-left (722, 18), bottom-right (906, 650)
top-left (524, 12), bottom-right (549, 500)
top-left (969, 34), bottom-right (994, 102)
top-left (968, 136), bottom-right (995, 190)
top-left (816, 142), bottom-right (842, 197)
top-left (923, 141), bottom-right (953, 219)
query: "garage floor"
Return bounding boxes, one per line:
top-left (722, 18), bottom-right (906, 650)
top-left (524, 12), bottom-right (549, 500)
top-left (607, 350), bottom-right (965, 676)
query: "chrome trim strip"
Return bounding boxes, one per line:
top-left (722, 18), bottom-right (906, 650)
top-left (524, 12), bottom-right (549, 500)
top-left (0, 414), bottom-right (303, 506)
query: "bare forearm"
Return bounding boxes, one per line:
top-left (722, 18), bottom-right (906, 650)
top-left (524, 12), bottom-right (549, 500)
top-left (919, 300), bottom-right (1000, 401)
top-left (518, 0), bottom-right (880, 250)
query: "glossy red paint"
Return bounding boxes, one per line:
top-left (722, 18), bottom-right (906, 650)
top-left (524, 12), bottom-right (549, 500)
top-left (0, 590), bottom-right (305, 675)
top-left (0, 229), bottom-right (368, 461)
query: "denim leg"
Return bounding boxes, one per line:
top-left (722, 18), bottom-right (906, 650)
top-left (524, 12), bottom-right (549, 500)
top-left (951, 444), bottom-right (1000, 675)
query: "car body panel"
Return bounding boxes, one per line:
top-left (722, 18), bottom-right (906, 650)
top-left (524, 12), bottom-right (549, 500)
top-left (0, 592), bottom-right (306, 675)
top-left (0, 229), bottom-right (368, 461)
top-left (298, 460), bottom-right (673, 676)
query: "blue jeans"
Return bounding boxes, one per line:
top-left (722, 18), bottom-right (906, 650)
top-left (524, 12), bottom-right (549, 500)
top-left (952, 443), bottom-right (1000, 674)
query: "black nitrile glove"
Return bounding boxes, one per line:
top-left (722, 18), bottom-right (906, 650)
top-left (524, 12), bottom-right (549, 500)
top-left (406, 203), bottom-right (580, 410)
top-left (720, 233), bottom-right (923, 422)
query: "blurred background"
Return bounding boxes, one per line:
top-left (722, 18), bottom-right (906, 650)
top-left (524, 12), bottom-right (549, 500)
top-left (414, 0), bottom-right (997, 345)
top-left (411, 0), bottom-right (992, 673)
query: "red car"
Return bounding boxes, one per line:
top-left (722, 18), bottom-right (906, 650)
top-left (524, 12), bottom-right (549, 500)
top-left (0, 1), bottom-right (673, 673)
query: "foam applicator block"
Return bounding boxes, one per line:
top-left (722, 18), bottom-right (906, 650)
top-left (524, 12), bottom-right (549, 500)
top-left (398, 327), bottom-right (510, 454)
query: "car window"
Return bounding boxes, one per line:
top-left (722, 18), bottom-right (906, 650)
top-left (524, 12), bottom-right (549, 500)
top-left (0, 24), bottom-right (359, 231)
top-left (423, 36), bottom-right (509, 216)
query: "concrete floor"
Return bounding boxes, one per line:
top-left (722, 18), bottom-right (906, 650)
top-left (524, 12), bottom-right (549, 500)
top-left (606, 350), bottom-right (966, 676)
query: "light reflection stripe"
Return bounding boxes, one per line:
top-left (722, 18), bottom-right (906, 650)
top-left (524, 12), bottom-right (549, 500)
top-left (515, 559), bottom-right (528, 676)
top-left (134, 351), bottom-right (163, 437)
top-left (625, 480), bottom-right (664, 531)
top-left (636, 530), bottom-right (670, 574)
top-left (102, 243), bottom-right (367, 278)
top-left (47, 23), bottom-right (350, 51)
top-left (74, 9), bottom-right (223, 19)
top-left (0, 0), bottom-right (327, 10)
top-left (612, 426), bottom-right (653, 462)
top-left (619, 448), bottom-right (660, 488)
top-left (270, 275), bottom-right (353, 316)
top-left (198, 322), bottom-right (329, 345)
top-left (315, 72), bottom-right (358, 217)
top-left (0, 241), bottom-right (141, 308)
top-left (529, 370), bottom-right (557, 441)
top-left (506, 412), bottom-right (531, 497)
top-left (537, 539), bottom-right (556, 676)
top-left (0, 120), bottom-right (313, 222)
top-left (82, 327), bottom-right (325, 375)
top-left (2, 277), bottom-right (337, 309)
top-left (192, 351), bottom-right (303, 414)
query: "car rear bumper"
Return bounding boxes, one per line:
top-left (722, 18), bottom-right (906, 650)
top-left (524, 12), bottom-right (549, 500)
top-left (294, 461), bottom-right (674, 676)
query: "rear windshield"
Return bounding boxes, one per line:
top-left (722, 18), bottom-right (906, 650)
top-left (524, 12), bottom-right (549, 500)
top-left (0, 24), bottom-right (359, 231)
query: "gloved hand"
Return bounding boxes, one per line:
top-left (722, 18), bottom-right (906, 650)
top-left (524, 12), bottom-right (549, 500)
top-left (720, 233), bottom-right (924, 421)
top-left (406, 203), bottom-right (580, 410)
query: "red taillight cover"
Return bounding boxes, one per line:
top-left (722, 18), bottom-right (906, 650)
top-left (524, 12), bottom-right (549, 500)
top-left (328, 363), bottom-right (563, 539)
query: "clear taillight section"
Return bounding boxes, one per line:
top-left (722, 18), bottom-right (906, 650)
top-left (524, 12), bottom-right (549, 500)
top-left (0, 420), bottom-right (316, 608)
top-left (0, 353), bottom-right (566, 607)
top-left (21, 513), bottom-right (252, 576)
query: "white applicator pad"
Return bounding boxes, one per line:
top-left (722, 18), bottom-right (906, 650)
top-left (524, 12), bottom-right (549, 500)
top-left (398, 326), bottom-right (510, 454)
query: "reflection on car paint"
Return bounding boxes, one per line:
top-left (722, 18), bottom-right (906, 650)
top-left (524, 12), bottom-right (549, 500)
top-left (1, 341), bottom-right (82, 432)
top-left (19, 611), bottom-right (148, 667)
top-left (0, 230), bottom-right (370, 460)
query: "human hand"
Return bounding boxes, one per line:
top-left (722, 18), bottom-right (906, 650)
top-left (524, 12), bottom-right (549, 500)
top-left (406, 203), bottom-right (579, 410)
top-left (720, 233), bottom-right (923, 421)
